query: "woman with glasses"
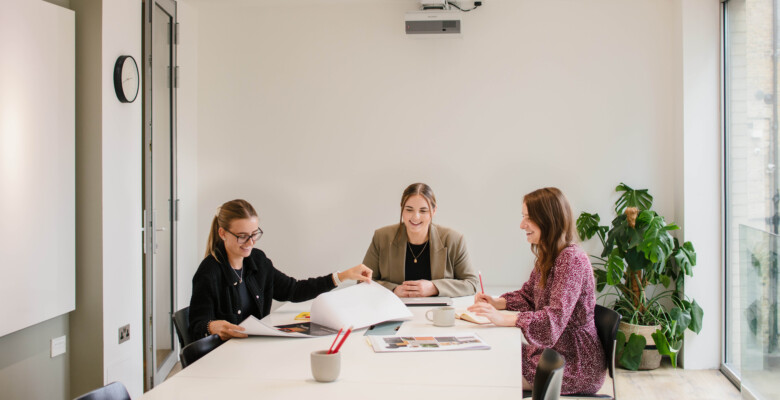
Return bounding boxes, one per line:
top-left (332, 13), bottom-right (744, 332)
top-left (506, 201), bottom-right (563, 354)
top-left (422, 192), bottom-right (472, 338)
top-left (189, 199), bottom-right (372, 341)
top-left (362, 183), bottom-right (479, 298)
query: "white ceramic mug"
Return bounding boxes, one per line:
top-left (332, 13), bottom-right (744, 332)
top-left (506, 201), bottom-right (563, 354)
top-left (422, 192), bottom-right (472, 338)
top-left (425, 306), bottom-right (455, 327)
top-left (311, 350), bottom-right (341, 382)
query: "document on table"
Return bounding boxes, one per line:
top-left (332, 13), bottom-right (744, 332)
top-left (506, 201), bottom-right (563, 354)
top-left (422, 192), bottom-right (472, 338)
top-left (238, 316), bottom-right (338, 337)
top-left (311, 281), bottom-right (413, 330)
top-left (368, 333), bottom-right (491, 353)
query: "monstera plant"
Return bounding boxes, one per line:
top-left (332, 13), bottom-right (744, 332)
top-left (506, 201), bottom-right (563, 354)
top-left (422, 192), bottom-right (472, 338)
top-left (577, 183), bottom-right (703, 369)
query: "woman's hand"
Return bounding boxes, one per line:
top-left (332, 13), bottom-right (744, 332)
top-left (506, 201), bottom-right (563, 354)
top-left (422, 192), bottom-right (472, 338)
top-left (474, 293), bottom-right (507, 310)
top-left (208, 320), bottom-right (248, 341)
top-left (394, 280), bottom-right (439, 297)
top-left (338, 264), bottom-right (373, 283)
top-left (467, 302), bottom-right (517, 327)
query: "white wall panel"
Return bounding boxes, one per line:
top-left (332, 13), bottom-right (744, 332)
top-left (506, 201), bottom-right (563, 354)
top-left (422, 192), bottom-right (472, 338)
top-left (0, 0), bottom-right (75, 338)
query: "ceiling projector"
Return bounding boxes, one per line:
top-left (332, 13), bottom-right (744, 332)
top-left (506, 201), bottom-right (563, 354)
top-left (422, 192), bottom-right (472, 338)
top-left (404, 9), bottom-right (461, 35)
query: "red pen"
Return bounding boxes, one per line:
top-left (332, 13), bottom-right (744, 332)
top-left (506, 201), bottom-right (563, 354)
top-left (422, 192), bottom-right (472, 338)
top-left (479, 271), bottom-right (485, 294)
top-left (327, 328), bottom-right (343, 354)
top-left (332, 326), bottom-right (353, 354)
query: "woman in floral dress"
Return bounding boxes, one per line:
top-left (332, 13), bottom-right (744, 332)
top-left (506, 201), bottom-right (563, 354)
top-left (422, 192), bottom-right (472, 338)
top-left (467, 187), bottom-right (605, 394)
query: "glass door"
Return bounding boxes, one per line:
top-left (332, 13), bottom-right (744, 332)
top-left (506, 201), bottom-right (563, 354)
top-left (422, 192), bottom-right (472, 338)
top-left (143, 0), bottom-right (178, 389)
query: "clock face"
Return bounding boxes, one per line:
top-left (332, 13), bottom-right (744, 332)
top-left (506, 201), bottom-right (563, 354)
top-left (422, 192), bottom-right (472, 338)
top-left (114, 55), bottom-right (139, 103)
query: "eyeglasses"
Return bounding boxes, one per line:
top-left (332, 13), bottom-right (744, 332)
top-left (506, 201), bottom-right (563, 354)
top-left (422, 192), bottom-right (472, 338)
top-left (225, 228), bottom-right (263, 245)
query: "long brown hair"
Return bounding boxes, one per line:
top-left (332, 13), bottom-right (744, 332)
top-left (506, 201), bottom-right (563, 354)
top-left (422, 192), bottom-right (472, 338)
top-left (205, 199), bottom-right (258, 259)
top-left (524, 187), bottom-right (576, 288)
top-left (399, 183), bottom-right (437, 224)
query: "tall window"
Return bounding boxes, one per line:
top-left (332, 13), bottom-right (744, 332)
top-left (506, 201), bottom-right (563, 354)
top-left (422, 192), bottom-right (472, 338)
top-left (724, 0), bottom-right (780, 396)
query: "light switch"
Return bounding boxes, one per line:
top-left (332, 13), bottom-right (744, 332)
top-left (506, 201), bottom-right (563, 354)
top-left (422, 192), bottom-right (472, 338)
top-left (51, 335), bottom-right (66, 357)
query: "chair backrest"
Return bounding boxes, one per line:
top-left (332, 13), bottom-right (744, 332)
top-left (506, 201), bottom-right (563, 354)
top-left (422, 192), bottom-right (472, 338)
top-left (532, 348), bottom-right (566, 400)
top-left (180, 334), bottom-right (223, 368)
top-left (73, 381), bottom-right (131, 400)
top-left (594, 304), bottom-right (621, 379)
top-left (172, 307), bottom-right (191, 348)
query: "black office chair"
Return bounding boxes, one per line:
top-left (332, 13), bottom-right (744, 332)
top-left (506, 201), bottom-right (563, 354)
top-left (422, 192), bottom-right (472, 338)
top-left (73, 381), bottom-right (130, 400)
top-left (180, 334), bottom-right (223, 368)
top-left (531, 348), bottom-right (566, 400)
top-left (172, 307), bottom-right (191, 348)
top-left (563, 304), bottom-right (622, 399)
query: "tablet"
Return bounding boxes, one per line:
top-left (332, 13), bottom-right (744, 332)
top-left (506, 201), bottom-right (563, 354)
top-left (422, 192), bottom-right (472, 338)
top-left (401, 297), bottom-right (453, 307)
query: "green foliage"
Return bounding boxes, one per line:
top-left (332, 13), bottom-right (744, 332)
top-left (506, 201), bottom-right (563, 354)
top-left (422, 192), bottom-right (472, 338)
top-left (616, 331), bottom-right (647, 371)
top-left (577, 183), bottom-right (703, 369)
top-left (614, 183), bottom-right (653, 214)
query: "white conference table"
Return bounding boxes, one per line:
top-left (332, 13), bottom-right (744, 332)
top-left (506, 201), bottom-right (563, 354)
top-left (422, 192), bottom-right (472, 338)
top-left (142, 292), bottom-right (525, 399)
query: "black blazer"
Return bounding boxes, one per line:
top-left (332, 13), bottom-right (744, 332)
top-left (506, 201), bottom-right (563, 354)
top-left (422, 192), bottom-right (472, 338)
top-left (188, 245), bottom-right (335, 340)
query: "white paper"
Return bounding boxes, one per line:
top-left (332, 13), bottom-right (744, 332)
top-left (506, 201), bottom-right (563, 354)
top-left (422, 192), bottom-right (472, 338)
top-left (310, 281), bottom-right (413, 330)
top-left (238, 315), bottom-right (311, 337)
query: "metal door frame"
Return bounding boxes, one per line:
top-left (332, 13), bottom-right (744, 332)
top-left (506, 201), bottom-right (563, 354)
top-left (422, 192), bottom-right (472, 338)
top-left (143, 0), bottom-right (178, 390)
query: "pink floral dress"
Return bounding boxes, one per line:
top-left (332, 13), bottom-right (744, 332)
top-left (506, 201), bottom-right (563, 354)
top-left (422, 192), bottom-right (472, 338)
top-left (501, 244), bottom-right (605, 394)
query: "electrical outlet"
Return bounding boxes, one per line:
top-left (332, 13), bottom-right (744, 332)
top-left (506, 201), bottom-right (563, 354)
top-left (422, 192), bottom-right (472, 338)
top-left (118, 324), bottom-right (130, 344)
top-left (50, 335), bottom-right (66, 357)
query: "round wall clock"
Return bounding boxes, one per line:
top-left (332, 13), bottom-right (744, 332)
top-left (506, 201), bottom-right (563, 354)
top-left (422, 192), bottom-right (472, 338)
top-left (113, 55), bottom-right (139, 103)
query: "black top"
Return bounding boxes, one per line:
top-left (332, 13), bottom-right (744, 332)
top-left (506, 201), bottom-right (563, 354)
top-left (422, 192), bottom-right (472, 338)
top-left (404, 241), bottom-right (432, 281)
top-left (188, 243), bottom-right (336, 340)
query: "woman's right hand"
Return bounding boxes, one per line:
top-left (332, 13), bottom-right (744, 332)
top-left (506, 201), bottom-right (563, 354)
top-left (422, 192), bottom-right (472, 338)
top-left (474, 293), bottom-right (507, 310)
top-left (208, 320), bottom-right (248, 340)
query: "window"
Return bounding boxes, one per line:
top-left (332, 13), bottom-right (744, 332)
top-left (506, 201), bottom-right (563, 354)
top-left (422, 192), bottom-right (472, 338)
top-left (724, 0), bottom-right (780, 396)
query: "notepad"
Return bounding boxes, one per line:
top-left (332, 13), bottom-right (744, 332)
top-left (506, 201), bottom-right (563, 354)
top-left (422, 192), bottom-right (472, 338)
top-left (455, 310), bottom-right (491, 325)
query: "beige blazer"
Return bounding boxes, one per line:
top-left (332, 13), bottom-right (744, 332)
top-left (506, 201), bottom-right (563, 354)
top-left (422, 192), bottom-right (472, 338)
top-left (362, 223), bottom-right (478, 297)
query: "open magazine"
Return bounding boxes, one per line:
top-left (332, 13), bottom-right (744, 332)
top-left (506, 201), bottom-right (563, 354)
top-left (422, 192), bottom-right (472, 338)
top-left (238, 281), bottom-right (412, 337)
top-left (367, 333), bottom-right (491, 353)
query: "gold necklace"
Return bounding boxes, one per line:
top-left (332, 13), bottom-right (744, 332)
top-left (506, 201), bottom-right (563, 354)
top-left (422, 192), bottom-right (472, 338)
top-left (407, 241), bottom-right (428, 264)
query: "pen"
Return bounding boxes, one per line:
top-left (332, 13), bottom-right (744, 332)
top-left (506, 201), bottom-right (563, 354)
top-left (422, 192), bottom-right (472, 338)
top-left (327, 328), bottom-right (344, 354)
top-left (332, 325), bottom-right (353, 354)
top-left (479, 271), bottom-right (485, 294)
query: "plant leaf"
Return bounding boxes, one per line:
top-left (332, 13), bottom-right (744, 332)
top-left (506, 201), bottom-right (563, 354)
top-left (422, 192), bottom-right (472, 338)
top-left (637, 211), bottom-right (675, 263)
top-left (669, 307), bottom-right (691, 338)
top-left (615, 183), bottom-right (654, 214)
top-left (594, 269), bottom-right (608, 292)
top-left (689, 299), bottom-right (703, 334)
top-left (618, 333), bottom-right (646, 371)
top-left (652, 329), bottom-right (680, 368)
top-left (605, 249), bottom-right (626, 285)
top-left (577, 212), bottom-right (602, 241)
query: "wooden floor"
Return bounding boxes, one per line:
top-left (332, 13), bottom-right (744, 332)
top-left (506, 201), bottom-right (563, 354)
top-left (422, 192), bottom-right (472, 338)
top-left (586, 359), bottom-right (741, 400)
top-left (166, 359), bottom-right (741, 399)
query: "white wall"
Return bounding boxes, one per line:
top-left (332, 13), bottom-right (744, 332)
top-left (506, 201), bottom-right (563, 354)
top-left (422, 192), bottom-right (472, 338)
top-left (177, 1), bottom-right (201, 312)
top-left (681, 0), bottom-right (722, 369)
top-left (0, 0), bottom-right (75, 339)
top-left (101, 0), bottom-right (143, 395)
top-left (189, 0), bottom-right (682, 288)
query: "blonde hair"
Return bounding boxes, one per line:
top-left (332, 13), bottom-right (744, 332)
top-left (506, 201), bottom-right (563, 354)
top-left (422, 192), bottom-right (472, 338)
top-left (205, 199), bottom-right (258, 260)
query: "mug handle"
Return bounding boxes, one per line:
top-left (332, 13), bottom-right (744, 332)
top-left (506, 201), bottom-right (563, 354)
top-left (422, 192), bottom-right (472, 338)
top-left (425, 310), bottom-right (434, 322)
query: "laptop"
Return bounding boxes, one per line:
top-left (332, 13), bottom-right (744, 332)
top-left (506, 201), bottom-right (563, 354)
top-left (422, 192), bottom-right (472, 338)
top-left (401, 297), bottom-right (453, 307)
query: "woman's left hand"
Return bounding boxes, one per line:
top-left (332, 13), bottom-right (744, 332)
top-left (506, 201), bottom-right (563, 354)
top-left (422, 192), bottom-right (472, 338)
top-left (467, 302), bottom-right (518, 327)
top-left (338, 264), bottom-right (373, 283)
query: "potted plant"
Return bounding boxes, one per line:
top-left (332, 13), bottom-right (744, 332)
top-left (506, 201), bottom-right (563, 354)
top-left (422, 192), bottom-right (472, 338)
top-left (576, 183), bottom-right (703, 370)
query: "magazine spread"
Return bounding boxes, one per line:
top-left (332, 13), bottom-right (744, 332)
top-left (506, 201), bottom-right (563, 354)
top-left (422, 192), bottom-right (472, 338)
top-left (368, 333), bottom-right (491, 353)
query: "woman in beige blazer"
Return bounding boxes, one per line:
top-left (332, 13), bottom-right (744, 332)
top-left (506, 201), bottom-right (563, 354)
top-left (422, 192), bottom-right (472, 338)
top-left (362, 183), bottom-right (479, 298)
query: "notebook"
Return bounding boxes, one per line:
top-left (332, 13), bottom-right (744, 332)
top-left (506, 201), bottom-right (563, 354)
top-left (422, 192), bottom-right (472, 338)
top-left (401, 297), bottom-right (453, 306)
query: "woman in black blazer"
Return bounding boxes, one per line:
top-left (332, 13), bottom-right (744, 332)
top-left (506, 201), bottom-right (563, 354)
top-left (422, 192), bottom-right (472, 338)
top-left (189, 199), bottom-right (372, 341)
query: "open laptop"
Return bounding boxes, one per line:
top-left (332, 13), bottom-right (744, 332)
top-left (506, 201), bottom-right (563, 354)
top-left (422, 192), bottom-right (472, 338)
top-left (401, 296), bottom-right (453, 307)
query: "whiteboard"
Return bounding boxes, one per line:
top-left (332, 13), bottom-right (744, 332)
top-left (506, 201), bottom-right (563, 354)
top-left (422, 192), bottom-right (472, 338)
top-left (0, 0), bottom-right (75, 337)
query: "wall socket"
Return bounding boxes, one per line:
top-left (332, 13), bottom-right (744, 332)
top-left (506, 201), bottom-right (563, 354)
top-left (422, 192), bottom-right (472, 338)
top-left (118, 324), bottom-right (130, 344)
top-left (50, 335), bottom-right (66, 358)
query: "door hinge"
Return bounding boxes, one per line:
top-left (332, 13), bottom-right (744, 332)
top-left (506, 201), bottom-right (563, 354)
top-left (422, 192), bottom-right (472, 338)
top-left (175, 22), bottom-right (180, 45)
top-left (174, 66), bottom-right (179, 88)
